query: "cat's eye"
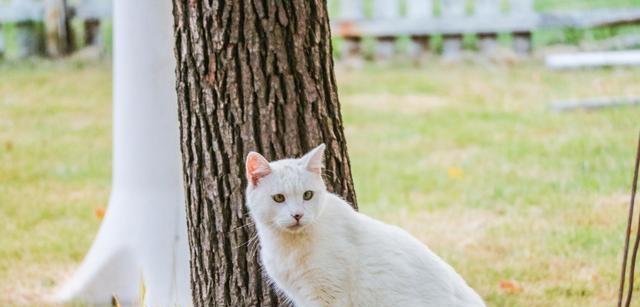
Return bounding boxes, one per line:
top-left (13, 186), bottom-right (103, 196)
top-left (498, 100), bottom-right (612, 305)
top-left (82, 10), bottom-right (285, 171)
top-left (272, 194), bottom-right (285, 203)
top-left (303, 190), bottom-right (314, 201)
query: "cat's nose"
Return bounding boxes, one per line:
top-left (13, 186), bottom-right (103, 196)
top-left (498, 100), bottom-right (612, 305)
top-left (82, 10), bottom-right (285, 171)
top-left (292, 213), bottom-right (303, 221)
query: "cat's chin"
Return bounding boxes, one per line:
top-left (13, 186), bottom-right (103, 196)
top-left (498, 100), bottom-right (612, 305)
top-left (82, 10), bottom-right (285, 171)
top-left (280, 223), bottom-right (308, 234)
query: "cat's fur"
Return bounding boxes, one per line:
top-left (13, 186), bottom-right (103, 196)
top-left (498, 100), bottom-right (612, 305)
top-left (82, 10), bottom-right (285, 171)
top-left (245, 144), bottom-right (485, 307)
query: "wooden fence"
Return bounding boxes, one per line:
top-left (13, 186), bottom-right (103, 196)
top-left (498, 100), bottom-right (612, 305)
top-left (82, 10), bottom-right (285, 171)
top-left (329, 0), bottom-right (640, 60)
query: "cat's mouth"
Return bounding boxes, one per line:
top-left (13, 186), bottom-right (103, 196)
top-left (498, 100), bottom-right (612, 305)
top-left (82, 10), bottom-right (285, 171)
top-left (283, 222), bottom-right (307, 232)
top-left (274, 218), bottom-right (313, 233)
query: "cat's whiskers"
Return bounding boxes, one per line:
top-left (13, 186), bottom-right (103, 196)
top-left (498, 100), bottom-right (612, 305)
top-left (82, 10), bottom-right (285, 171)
top-left (233, 220), bottom-right (278, 254)
top-left (234, 232), bottom-right (259, 250)
top-left (229, 221), bottom-right (256, 233)
top-left (248, 232), bottom-right (261, 256)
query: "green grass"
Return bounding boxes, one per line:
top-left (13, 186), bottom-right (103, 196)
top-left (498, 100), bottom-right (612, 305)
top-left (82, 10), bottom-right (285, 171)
top-left (1, 59), bottom-right (640, 306)
top-left (0, 60), bottom-right (112, 306)
top-left (338, 62), bottom-right (640, 306)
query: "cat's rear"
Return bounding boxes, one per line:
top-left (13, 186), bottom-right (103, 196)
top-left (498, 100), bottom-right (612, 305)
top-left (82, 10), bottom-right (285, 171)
top-left (345, 197), bottom-right (485, 306)
top-left (245, 145), bottom-right (485, 307)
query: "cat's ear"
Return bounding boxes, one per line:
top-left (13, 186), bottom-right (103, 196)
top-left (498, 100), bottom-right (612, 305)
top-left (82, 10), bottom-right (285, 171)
top-left (246, 152), bottom-right (272, 186)
top-left (300, 144), bottom-right (326, 175)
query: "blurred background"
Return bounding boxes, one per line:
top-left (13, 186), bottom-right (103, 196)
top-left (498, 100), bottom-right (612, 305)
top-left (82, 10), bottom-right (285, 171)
top-left (1, 0), bottom-right (640, 306)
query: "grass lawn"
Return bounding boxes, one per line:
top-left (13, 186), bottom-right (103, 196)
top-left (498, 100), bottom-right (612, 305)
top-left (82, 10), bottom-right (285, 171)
top-left (1, 59), bottom-right (639, 306)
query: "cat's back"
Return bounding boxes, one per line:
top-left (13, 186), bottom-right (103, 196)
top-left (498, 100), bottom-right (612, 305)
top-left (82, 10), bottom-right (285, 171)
top-left (344, 205), bottom-right (485, 306)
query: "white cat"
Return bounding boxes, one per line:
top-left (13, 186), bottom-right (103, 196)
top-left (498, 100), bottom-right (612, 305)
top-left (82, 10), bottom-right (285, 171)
top-left (245, 144), bottom-right (485, 307)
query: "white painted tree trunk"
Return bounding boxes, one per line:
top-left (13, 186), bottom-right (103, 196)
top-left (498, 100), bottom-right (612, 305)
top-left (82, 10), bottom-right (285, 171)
top-left (55, 0), bottom-right (191, 306)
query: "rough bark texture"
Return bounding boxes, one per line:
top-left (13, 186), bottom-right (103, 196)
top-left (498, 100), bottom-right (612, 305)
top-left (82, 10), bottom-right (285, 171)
top-left (172, 1), bottom-right (357, 306)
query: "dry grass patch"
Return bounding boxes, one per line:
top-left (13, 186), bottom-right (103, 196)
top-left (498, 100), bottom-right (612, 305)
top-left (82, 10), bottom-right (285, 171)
top-left (342, 94), bottom-right (447, 114)
top-left (0, 263), bottom-right (74, 307)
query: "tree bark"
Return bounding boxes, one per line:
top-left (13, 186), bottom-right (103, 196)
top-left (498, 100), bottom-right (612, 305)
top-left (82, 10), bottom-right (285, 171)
top-left (44, 0), bottom-right (73, 57)
top-left (172, 1), bottom-right (357, 306)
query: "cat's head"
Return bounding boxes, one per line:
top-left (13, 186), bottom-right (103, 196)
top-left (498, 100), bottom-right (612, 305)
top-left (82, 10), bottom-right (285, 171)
top-left (245, 144), bottom-right (327, 233)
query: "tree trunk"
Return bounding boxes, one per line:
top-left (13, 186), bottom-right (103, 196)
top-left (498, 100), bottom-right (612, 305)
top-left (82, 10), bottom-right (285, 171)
top-left (44, 0), bottom-right (73, 57)
top-left (172, 1), bottom-right (357, 306)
